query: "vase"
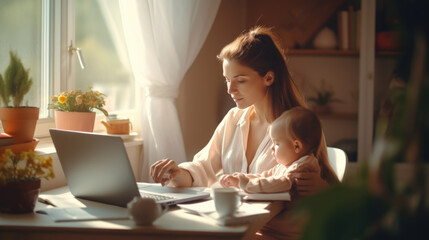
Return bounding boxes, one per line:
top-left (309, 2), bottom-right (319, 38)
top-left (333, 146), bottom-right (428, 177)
top-left (314, 105), bottom-right (332, 115)
top-left (0, 178), bottom-right (41, 214)
top-left (0, 107), bottom-right (39, 144)
top-left (55, 111), bottom-right (96, 132)
top-left (313, 27), bottom-right (337, 49)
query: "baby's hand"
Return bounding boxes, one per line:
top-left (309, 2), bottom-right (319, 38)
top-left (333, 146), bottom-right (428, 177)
top-left (219, 174), bottom-right (239, 188)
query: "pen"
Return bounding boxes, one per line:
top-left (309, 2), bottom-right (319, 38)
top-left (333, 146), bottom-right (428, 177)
top-left (38, 197), bottom-right (57, 207)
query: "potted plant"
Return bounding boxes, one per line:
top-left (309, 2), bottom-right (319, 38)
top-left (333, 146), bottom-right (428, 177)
top-left (48, 87), bottom-right (108, 132)
top-left (0, 51), bottom-right (39, 144)
top-left (0, 149), bottom-right (54, 213)
top-left (307, 79), bottom-right (341, 115)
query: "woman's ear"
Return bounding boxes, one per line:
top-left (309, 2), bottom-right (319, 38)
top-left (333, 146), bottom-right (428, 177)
top-left (264, 71), bottom-right (275, 86)
top-left (293, 140), bottom-right (304, 153)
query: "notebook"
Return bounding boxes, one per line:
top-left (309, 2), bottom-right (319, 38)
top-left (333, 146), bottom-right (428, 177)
top-left (49, 129), bottom-right (210, 208)
top-left (178, 200), bottom-right (270, 226)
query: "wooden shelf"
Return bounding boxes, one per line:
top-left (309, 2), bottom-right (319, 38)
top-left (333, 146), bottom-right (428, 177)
top-left (287, 49), bottom-right (405, 57)
top-left (287, 49), bottom-right (359, 56)
top-left (317, 113), bottom-right (358, 120)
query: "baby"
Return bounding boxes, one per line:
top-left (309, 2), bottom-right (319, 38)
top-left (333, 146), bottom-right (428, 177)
top-left (219, 106), bottom-right (322, 194)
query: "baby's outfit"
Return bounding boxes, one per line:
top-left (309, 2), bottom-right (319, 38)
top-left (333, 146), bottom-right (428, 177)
top-left (236, 154), bottom-right (320, 193)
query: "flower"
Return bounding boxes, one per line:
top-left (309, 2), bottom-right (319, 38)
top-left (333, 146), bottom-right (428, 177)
top-left (58, 95), bottom-right (67, 104)
top-left (48, 87), bottom-right (108, 116)
top-left (0, 149), bottom-right (54, 184)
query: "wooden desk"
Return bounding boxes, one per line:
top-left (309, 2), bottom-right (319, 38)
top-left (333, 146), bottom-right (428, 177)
top-left (0, 187), bottom-right (284, 240)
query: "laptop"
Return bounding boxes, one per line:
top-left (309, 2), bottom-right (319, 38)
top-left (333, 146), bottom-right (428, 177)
top-left (49, 129), bottom-right (210, 208)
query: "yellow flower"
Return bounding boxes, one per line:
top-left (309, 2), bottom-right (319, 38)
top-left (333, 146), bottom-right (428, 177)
top-left (58, 95), bottom-right (67, 103)
top-left (0, 149), bottom-right (54, 184)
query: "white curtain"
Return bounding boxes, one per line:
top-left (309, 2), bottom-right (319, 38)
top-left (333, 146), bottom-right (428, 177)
top-left (97, 0), bottom-right (130, 72)
top-left (119, 0), bottom-right (221, 181)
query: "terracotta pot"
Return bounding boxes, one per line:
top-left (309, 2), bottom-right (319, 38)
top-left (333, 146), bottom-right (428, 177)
top-left (0, 107), bottom-right (39, 144)
top-left (55, 111), bottom-right (96, 132)
top-left (314, 105), bottom-right (331, 115)
top-left (0, 178), bottom-right (41, 214)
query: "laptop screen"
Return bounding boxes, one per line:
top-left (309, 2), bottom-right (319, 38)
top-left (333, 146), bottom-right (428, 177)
top-left (50, 129), bottom-right (140, 207)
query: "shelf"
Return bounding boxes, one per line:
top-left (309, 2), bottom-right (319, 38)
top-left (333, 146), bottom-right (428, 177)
top-left (287, 49), bottom-right (405, 57)
top-left (287, 49), bottom-right (359, 56)
top-left (317, 113), bottom-right (358, 120)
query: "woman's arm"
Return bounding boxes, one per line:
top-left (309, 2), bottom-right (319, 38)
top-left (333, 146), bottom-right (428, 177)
top-left (291, 172), bottom-right (329, 196)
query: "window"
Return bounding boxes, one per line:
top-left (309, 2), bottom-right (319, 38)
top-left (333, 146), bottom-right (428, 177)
top-left (0, 0), bottom-right (44, 111)
top-left (0, 0), bottom-right (137, 137)
top-left (75, 0), bottom-right (136, 113)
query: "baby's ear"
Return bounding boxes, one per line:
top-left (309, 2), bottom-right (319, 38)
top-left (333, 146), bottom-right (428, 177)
top-left (293, 140), bottom-right (304, 153)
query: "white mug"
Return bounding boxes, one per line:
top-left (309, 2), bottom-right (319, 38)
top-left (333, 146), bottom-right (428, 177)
top-left (127, 197), bottom-right (168, 226)
top-left (213, 188), bottom-right (242, 218)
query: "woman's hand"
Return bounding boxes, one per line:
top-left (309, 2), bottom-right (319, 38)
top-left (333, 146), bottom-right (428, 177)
top-left (150, 158), bottom-right (192, 187)
top-left (290, 172), bottom-right (329, 196)
top-left (219, 174), bottom-right (239, 188)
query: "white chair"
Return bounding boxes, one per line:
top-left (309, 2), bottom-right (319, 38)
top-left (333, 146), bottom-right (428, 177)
top-left (327, 147), bottom-right (348, 182)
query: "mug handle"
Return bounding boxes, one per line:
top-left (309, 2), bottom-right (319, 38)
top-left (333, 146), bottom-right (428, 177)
top-left (160, 203), bottom-right (169, 215)
top-left (236, 194), bottom-right (243, 208)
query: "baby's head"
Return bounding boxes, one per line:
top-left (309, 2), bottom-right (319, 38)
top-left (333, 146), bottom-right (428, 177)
top-left (269, 106), bottom-right (322, 166)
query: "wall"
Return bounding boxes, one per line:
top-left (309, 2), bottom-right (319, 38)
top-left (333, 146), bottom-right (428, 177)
top-left (177, 0), bottom-right (398, 161)
top-left (177, 0), bottom-right (246, 161)
top-left (288, 55), bottom-right (360, 146)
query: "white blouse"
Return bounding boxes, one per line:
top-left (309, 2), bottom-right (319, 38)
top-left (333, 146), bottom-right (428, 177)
top-left (179, 106), bottom-right (277, 187)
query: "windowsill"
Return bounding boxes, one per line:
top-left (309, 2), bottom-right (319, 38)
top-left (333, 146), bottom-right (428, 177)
top-left (34, 133), bottom-right (143, 156)
top-left (34, 132), bottom-right (143, 191)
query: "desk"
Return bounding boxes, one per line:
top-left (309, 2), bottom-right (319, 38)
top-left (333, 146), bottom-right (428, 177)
top-left (0, 186), bottom-right (284, 240)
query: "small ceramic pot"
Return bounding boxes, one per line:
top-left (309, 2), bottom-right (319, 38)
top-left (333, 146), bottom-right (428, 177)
top-left (313, 27), bottom-right (337, 49)
top-left (101, 117), bottom-right (131, 134)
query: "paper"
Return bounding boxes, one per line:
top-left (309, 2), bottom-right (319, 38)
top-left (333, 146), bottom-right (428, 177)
top-left (36, 206), bottom-right (129, 222)
top-left (178, 200), bottom-right (270, 226)
top-left (39, 192), bottom-right (87, 208)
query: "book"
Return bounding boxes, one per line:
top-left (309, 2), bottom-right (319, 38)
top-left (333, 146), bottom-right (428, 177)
top-left (337, 10), bottom-right (349, 50)
top-left (245, 192), bottom-right (291, 201)
top-left (0, 133), bottom-right (14, 146)
top-left (178, 200), bottom-right (270, 226)
top-left (348, 6), bottom-right (355, 50)
top-left (356, 10), bottom-right (361, 50)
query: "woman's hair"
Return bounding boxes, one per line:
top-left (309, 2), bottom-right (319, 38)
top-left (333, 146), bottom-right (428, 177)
top-left (271, 106), bottom-right (339, 183)
top-left (218, 26), bottom-right (337, 184)
top-left (217, 26), bottom-right (306, 120)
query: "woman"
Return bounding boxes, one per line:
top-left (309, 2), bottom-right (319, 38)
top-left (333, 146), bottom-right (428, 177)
top-left (151, 26), bottom-right (338, 194)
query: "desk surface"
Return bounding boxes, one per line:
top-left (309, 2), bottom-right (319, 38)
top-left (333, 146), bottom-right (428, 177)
top-left (0, 186), bottom-right (284, 240)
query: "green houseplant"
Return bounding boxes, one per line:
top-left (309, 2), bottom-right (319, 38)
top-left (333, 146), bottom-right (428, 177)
top-left (307, 79), bottom-right (341, 115)
top-left (0, 51), bottom-right (39, 144)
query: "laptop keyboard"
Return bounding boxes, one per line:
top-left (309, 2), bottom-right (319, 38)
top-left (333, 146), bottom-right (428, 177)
top-left (140, 192), bottom-right (175, 201)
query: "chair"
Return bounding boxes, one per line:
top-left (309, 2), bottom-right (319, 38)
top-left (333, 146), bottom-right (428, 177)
top-left (327, 147), bottom-right (348, 182)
